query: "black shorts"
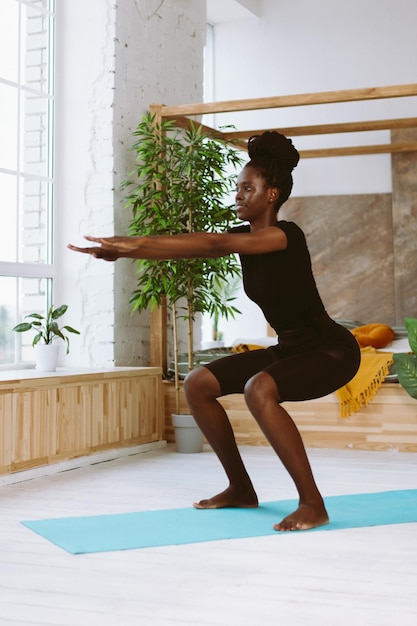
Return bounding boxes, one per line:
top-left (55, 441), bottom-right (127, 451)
top-left (203, 313), bottom-right (361, 402)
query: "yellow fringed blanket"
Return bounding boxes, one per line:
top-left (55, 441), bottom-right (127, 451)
top-left (335, 347), bottom-right (394, 418)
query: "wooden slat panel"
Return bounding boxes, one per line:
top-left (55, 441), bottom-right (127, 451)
top-left (89, 383), bottom-right (117, 447)
top-left (119, 379), bottom-right (137, 441)
top-left (56, 385), bottom-right (91, 455)
top-left (119, 377), bottom-right (162, 443)
top-left (0, 368), bottom-right (163, 475)
top-left (12, 389), bottom-right (56, 468)
top-left (0, 392), bottom-right (13, 471)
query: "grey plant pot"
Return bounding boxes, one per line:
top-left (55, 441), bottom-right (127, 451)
top-left (171, 413), bottom-right (204, 453)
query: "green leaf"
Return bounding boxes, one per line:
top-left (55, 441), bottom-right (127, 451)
top-left (32, 332), bottom-right (44, 347)
top-left (393, 353), bottom-right (417, 400)
top-left (404, 317), bottom-right (417, 355)
top-left (49, 321), bottom-right (60, 334)
top-left (12, 322), bottom-right (33, 332)
top-left (62, 325), bottom-right (81, 335)
top-left (52, 304), bottom-right (68, 319)
top-left (26, 313), bottom-right (44, 320)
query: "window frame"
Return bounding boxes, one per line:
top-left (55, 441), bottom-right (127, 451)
top-left (0, 0), bottom-right (56, 366)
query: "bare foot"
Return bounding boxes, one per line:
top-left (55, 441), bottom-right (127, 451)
top-left (274, 502), bottom-right (329, 531)
top-left (193, 485), bottom-right (259, 509)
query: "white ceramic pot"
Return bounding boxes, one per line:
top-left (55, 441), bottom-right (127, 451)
top-left (171, 413), bottom-right (204, 453)
top-left (34, 343), bottom-right (60, 372)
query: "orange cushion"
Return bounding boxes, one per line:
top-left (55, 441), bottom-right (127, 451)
top-left (351, 323), bottom-right (395, 349)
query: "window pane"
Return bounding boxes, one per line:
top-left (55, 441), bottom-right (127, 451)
top-left (0, 0), bottom-right (19, 82)
top-left (0, 173), bottom-right (18, 262)
top-left (20, 177), bottom-right (49, 263)
top-left (0, 275), bottom-right (50, 365)
top-left (22, 93), bottom-right (51, 178)
top-left (0, 1), bottom-right (55, 366)
top-left (23, 2), bottom-right (54, 97)
top-left (0, 83), bottom-right (18, 171)
top-left (0, 174), bottom-right (50, 264)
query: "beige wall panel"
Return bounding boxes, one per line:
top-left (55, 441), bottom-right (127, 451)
top-left (281, 193), bottom-right (396, 324)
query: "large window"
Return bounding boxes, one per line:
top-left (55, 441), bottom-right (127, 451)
top-left (0, 0), bottom-right (55, 365)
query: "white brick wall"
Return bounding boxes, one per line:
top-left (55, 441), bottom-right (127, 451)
top-left (54, 0), bottom-right (206, 368)
top-left (112, 0), bottom-right (206, 368)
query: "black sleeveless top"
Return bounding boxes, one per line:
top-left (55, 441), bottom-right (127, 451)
top-left (229, 221), bottom-right (325, 332)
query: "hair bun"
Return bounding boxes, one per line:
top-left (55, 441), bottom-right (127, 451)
top-left (247, 131), bottom-right (299, 172)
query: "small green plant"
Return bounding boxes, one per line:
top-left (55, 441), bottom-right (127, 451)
top-left (393, 317), bottom-right (417, 400)
top-left (12, 304), bottom-right (80, 354)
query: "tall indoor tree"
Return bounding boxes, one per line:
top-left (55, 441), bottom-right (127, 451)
top-left (123, 114), bottom-right (243, 412)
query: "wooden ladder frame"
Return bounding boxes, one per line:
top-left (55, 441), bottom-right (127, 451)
top-left (148, 83), bottom-right (417, 372)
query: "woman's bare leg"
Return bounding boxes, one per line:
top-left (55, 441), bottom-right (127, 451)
top-left (184, 367), bottom-right (258, 509)
top-left (244, 371), bottom-right (329, 531)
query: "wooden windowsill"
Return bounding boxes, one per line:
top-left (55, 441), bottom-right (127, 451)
top-left (0, 366), bottom-right (162, 389)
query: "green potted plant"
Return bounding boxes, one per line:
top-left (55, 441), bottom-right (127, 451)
top-left (393, 317), bottom-right (417, 400)
top-left (122, 114), bottom-right (243, 450)
top-left (12, 304), bottom-right (80, 372)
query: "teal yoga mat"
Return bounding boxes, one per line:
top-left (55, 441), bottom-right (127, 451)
top-left (22, 489), bottom-right (417, 554)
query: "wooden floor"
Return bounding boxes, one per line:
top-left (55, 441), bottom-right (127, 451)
top-left (1, 444), bottom-right (417, 626)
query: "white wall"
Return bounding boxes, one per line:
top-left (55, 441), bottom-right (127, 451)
top-left (112, 1), bottom-right (206, 365)
top-left (54, 0), bottom-right (116, 367)
top-left (202, 0), bottom-right (417, 345)
top-left (210, 0), bottom-right (417, 197)
top-left (54, 0), bottom-right (206, 367)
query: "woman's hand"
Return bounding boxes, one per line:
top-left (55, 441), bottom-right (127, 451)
top-left (67, 236), bottom-right (140, 261)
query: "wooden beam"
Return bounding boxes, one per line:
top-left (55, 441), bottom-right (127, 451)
top-left (150, 304), bottom-right (168, 374)
top-left (164, 116), bottom-right (248, 150)
top-left (299, 142), bottom-right (417, 159)
top-left (155, 83), bottom-right (417, 117)
top-left (148, 104), bottom-right (168, 374)
top-left (222, 117), bottom-right (417, 140)
top-left (164, 115), bottom-right (224, 138)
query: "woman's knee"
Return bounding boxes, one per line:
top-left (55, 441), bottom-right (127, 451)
top-left (184, 366), bottom-right (221, 403)
top-left (244, 372), bottom-right (280, 410)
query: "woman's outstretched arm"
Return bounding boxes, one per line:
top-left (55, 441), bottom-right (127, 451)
top-left (67, 228), bottom-right (287, 261)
